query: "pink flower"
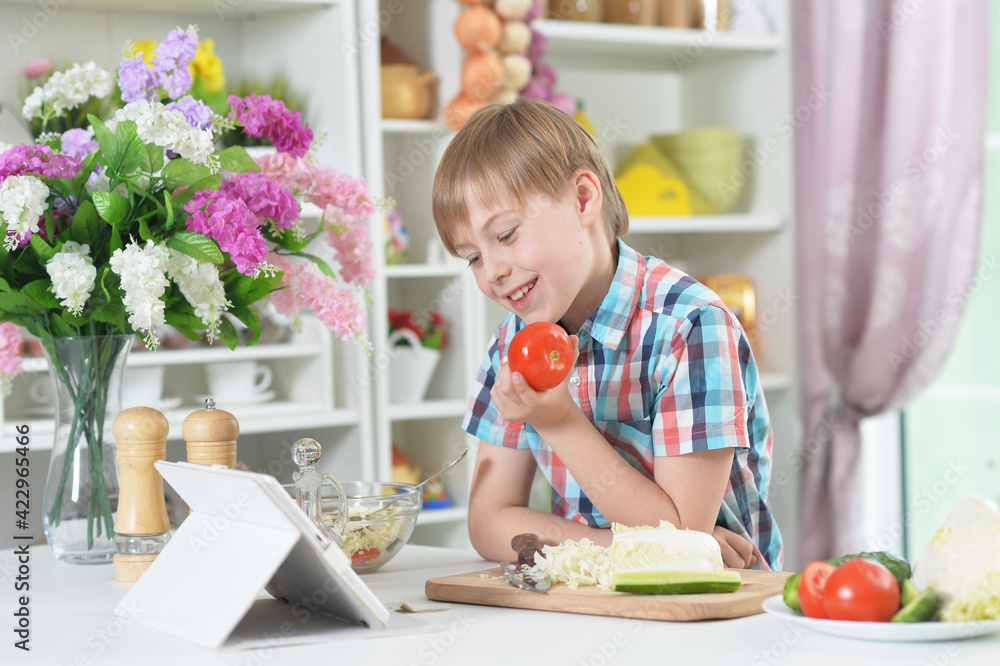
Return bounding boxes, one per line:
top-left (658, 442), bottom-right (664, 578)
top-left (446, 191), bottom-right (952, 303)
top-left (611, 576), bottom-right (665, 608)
top-left (267, 252), bottom-right (367, 342)
top-left (326, 208), bottom-right (374, 287)
top-left (183, 190), bottom-right (269, 276)
top-left (0, 322), bottom-right (23, 395)
top-left (220, 171), bottom-right (299, 230)
top-left (24, 59), bottom-right (52, 79)
top-left (0, 144), bottom-right (81, 182)
top-left (227, 94), bottom-right (313, 157)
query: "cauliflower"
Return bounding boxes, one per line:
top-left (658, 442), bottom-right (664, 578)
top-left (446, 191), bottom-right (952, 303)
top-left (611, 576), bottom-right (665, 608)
top-left (910, 494), bottom-right (1000, 621)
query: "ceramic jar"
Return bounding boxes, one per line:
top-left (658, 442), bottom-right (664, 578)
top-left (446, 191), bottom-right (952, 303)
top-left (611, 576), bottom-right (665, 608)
top-left (380, 63), bottom-right (435, 120)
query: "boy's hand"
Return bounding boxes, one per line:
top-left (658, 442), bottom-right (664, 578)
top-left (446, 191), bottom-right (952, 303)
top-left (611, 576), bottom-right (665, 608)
top-left (492, 335), bottom-right (580, 429)
top-left (712, 525), bottom-right (758, 569)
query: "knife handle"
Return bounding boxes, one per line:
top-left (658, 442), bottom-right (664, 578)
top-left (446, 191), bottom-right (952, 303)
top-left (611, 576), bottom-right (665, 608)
top-left (511, 533), bottom-right (544, 567)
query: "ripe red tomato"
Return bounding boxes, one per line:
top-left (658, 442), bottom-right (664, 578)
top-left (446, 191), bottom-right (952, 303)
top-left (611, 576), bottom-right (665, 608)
top-left (798, 560), bottom-right (837, 619)
top-left (351, 548), bottom-right (381, 567)
top-left (823, 558), bottom-right (901, 622)
top-left (507, 322), bottom-right (574, 391)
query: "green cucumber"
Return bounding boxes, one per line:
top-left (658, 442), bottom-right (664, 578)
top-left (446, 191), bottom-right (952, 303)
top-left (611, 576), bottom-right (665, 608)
top-left (611, 569), bottom-right (742, 595)
top-left (891, 587), bottom-right (939, 622)
top-left (783, 572), bottom-right (802, 612)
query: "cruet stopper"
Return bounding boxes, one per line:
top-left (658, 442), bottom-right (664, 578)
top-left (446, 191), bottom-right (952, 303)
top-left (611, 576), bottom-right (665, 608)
top-left (291, 438), bottom-right (347, 547)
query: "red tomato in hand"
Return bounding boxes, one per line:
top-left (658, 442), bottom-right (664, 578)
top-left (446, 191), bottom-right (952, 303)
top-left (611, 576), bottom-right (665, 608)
top-left (508, 322), bottom-right (574, 390)
top-left (798, 560), bottom-right (837, 619)
top-left (823, 558), bottom-right (901, 622)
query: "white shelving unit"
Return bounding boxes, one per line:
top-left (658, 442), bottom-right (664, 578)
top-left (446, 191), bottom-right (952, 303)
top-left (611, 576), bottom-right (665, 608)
top-left (357, 1), bottom-right (800, 558)
top-left (0, 0), bottom-right (372, 548)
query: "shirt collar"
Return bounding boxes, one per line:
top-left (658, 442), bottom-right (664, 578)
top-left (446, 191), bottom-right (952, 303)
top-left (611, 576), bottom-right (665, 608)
top-left (578, 239), bottom-right (643, 350)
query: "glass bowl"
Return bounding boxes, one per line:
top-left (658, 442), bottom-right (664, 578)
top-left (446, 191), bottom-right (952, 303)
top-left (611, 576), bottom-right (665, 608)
top-left (287, 481), bottom-right (422, 573)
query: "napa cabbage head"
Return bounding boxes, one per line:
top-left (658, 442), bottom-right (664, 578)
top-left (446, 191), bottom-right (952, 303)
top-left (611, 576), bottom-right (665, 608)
top-left (910, 494), bottom-right (1000, 622)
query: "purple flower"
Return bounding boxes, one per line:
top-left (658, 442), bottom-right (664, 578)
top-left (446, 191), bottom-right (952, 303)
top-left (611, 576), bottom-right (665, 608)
top-left (61, 128), bottom-right (98, 159)
top-left (151, 26), bottom-right (198, 99)
top-left (166, 95), bottom-right (214, 131)
top-left (220, 171), bottom-right (299, 229)
top-left (0, 144), bottom-right (80, 181)
top-left (183, 190), bottom-right (269, 276)
top-left (118, 54), bottom-right (157, 103)
top-left (227, 94), bottom-right (313, 158)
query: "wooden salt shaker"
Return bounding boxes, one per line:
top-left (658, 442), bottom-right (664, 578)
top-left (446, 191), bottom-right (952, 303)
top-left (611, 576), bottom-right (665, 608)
top-left (113, 407), bottom-right (171, 583)
top-left (183, 398), bottom-right (239, 468)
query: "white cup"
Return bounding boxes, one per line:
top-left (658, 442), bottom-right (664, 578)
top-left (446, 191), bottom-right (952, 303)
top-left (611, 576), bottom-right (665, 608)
top-left (123, 365), bottom-right (165, 409)
top-left (206, 361), bottom-right (273, 399)
top-left (29, 376), bottom-right (54, 405)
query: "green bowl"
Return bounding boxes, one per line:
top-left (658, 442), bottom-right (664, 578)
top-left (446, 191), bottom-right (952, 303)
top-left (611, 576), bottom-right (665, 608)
top-left (651, 128), bottom-right (745, 213)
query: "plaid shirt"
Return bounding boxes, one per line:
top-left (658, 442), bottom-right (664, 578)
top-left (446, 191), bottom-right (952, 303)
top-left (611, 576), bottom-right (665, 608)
top-left (463, 240), bottom-right (783, 570)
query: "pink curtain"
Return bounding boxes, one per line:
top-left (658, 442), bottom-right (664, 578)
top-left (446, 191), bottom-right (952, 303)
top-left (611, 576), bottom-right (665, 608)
top-left (793, 0), bottom-right (990, 562)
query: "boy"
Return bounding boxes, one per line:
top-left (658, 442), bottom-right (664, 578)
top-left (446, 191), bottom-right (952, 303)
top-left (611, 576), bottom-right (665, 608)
top-left (432, 98), bottom-right (782, 570)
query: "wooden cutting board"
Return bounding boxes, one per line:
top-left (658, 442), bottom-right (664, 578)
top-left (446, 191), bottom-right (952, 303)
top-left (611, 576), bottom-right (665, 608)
top-left (426, 567), bottom-right (792, 622)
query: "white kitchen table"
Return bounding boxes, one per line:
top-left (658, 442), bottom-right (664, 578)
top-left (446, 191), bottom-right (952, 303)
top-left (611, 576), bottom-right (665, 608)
top-left (3, 544), bottom-right (999, 665)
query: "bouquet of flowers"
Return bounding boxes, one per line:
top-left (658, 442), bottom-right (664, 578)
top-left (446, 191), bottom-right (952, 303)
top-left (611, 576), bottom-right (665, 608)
top-left (388, 307), bottom-right (448, 351)
top-left (0, 25), bottom-right (379, 556)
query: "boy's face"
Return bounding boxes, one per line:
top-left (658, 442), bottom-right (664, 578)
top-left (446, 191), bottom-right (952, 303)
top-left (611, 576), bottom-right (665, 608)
top-left (451, 182), bottom-right (611, 332)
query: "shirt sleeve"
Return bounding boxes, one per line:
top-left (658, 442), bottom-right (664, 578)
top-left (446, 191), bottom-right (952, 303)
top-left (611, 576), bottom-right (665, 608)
top-left (652, 305), bottom-right (752, 457)
top-left (461, 322), bottom-right (530, 449)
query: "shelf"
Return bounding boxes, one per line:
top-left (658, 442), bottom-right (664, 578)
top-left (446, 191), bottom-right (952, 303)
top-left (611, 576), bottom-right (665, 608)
top-left (416, 506), bottom-right (467, 526)
top-left (385, 264), bottom-right (464, 279)
top-left (16, 342), bottom-right (323, 374)
top-left (0, 0), bottom-right (338, 14)
top-left (382, 119), bottom-right (452, 136)
top-left (534, 19), bottom-right (781, 68)
top-left (0, 403), bottom-right (359, 454)
top-left (388, 399), bottom-right (468, 422)
top-left (627, 214), bottom-right (783, 234)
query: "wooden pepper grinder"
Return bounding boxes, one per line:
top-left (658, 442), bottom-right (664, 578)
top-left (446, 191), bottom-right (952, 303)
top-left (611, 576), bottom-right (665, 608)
top-left (113, 406), bottom-right (171, 583)
top-left (183, 398), bottom-right (239, 468)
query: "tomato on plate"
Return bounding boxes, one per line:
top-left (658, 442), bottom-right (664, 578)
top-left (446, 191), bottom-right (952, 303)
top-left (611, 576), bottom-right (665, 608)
top-left (351, 548), bottom-right (381, 567)
top-left (823, 558), bottom-right (901, 622)
top-left (507, 322), bottom-right (574, 391)
top-left (798, 560), bottom-right (837, 619)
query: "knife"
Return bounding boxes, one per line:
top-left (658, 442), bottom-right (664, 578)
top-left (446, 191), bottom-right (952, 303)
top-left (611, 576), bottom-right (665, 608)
top-left (500, 560), bottom-right (551, 593)
top-left (511, 532), bottom-right (545, 568)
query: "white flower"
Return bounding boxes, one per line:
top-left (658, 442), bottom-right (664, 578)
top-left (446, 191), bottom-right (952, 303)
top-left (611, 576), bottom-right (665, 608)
top-left (0, 175), bottom-right (50, 250)
top-left (165, 249), bottom-right (231, 343)
top-left (22, 62), bottom-right (113, 119)
top-left (115, 100), bottom-right (219, 172)
top-left (109, 240), bottom-right (170, 349)
top-left (45, 241), bottom-right (97, 315)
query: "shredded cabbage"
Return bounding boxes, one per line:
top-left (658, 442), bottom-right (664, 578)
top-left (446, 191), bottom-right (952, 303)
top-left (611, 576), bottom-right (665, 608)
top-left (533, 538), bottom-right (612, 589)
top-left (322, 505), bottom-right (407, 556)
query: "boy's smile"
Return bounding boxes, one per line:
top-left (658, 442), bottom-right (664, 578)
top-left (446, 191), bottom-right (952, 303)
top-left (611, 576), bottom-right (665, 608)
top-left (452, 172), bottom-right (616, 333)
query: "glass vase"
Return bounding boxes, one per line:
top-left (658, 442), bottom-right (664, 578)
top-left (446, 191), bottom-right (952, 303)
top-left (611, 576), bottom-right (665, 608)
top-left (41, 335), bottom-right (131, 563)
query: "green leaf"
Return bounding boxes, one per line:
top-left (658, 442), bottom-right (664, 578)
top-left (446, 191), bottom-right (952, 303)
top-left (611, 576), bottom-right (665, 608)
top-left (22, 280), bottom-right (61, 309)
top-left (29, 234), bottom-right (55, 262)
top-left (92, 191), bottom-right (131, 227)
top-left (229, 305), bottom-right (262, 345)
top-left (218, 145), bottom-right (261, 174)
top-left (167, 231), bottom-right (224, 264)
top-left (163, 158), bottom-right (212, 190)
top-left (138, 218), bottom-right (152, 241)
top-left (90, 304), bottom-right (128, 332)
top-left (0, 292), bottom-right (29, 314)
top-left (88, 114), bottom-right (118, 169)
top-left (70, 200), bottom-right (100, 245)
top-left (170, 173), bottom-right (221, 211)
top-left (265, 227), bottom-right (310, 252)
top-left (70, 150), bottom-right (101, 191)
top-left (114, 120), bottom-right (143, 176)
top-left (48, 313), bottom-right (78, 337)
top-left (110, 230), bottom-right (123, 253)
top-left (141, 142), bottom-right (165, 175)
top-left (299, 252), bottom-right (337, 279)
top-left (216, 315), bottom-right (239, 350)
top-left (163, 189), bottom-right (175, 229)
top-left (0, 277), bottom-right (10, 291)
top-left (226, 270), bottom-right (282, 307)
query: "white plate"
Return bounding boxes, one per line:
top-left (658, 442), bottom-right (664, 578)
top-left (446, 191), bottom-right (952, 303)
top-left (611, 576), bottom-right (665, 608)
top-left (761, 595), bottom-right (1000, 642)
top-left (193, 391), bottom-right (276, 407)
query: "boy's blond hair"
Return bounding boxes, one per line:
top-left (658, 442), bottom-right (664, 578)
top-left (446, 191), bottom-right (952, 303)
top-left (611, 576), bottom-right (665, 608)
top-left (432, 98), bottom-right (628, 255)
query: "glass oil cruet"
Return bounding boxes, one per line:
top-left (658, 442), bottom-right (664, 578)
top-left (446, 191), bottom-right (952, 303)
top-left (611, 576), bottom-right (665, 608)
top-left (291, 438), bottom-right (348, 548)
